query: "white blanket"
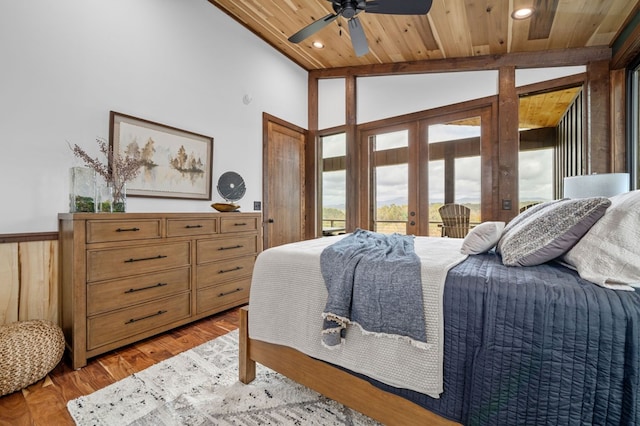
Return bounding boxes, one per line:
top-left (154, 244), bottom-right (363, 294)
top-left (248, 235), bottom-right (467, 397)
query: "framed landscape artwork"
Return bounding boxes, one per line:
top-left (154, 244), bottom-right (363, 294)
top-left (109, 111), bottom-right (213, 200)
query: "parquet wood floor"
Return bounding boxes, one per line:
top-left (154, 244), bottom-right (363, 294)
top-left (0, 307), bottom-right (241, 426)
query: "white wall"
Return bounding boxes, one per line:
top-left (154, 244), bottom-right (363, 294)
top-left (516, 66), bottom-right (586, 87)
top-left (357, 71), bottom-right (500, 124)
top-left (318, 66), bottom-right (587, 128)
top-left (0, 0), bottom-right (308, 233)
top-left (318, 78), bottom-right (346, 130)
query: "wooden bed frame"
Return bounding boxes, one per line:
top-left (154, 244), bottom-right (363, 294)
top-left (238, 306), bottom-right (460, 426)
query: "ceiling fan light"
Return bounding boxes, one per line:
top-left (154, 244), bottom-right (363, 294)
top-left (312, 41), bottom-right (324, 49)
top-left (511, 7), bottom-right (535, 20)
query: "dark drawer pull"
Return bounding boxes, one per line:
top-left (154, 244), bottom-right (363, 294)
top-left (233, 222), bottom-right (247, 226)
top-left (218, 245), bottom-right (243, 251)
top-left (218, 288), bottom-right (242, 297)
top-left (125, 310), bottom-right (167, 324)
top-left (124, 254), bottom-right (168, 263)
top-left (116, 227), bottom-right (140, 232)
top-left (218, 266), bottom-right (243, 274)
top-left (185, 224), bottom-right (203, 229)
top-left (124, 282), bottom-right (168, 293)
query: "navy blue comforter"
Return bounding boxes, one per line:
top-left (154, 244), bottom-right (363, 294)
top-left (352, 253), bottom-right (640, 425)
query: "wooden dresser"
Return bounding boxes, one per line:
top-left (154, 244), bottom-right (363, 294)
top-left (58, 212), bottom-right (261, 369)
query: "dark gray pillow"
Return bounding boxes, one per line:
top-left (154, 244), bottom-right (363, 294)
top-left (497, 199), bottom-right (564, 245)
top-left (497, 197), bottom-right (611, 267)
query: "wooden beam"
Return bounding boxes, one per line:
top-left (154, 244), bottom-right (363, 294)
top-left (345, 74), bottom-right (361, 232)
top-left (310, 46), bottom-right (611, 79)
top-left (519, 127), bottom-right (557, 149)
top-left (610, 68), bottom-right (628, 172)
top-left (586, 60), bottom-right (611, 174)
top-left (498, 66), bottom-right (519, 222)
top-left (307, 76), bottom-right (319, 238)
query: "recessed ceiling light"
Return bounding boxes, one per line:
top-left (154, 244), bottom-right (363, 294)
top-left (512, 7), bottom-right (535, 20)
top-left (312, 41), bottom-right (324, 49)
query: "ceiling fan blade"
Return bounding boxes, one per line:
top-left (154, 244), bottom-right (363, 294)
top-left (348, 17), bottom-right (369, 57)
top-left (365, 0), bottom-right (433, 15)
top-left (288, 13), bottom-right (339, 43)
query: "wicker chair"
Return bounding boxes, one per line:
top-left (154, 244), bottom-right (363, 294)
top-left (519, 202), bottom-right (541, 213)
top-left (0, 320), bottom-right (65, 396)
top-left (438, 203), bottom-right (471, 238)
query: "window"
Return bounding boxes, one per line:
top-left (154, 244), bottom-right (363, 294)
top-left (519, 148), bottom-right (554, 207)
top-left (320, 133), bottom-right (346, 234)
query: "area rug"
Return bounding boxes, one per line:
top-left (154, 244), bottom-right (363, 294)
top-left (67, 330), bottom-right (380, 425)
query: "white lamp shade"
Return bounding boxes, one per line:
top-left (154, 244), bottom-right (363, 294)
top-left (563, 173), bottom-right (630, 198)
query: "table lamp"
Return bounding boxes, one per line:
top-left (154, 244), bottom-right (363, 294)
top-left (563, 173), bottom-right (630, 198)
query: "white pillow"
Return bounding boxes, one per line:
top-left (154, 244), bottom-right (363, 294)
top-left (563, 190), bottom-right (640, 287)
top-left (460, 221), bottom-right (505, 255)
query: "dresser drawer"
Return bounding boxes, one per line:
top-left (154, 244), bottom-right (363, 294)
top-left (86, 219), bottom-right (162, 243)
top-left (167, 218), bottom-right (217, 237)
top-left (87, 292), bottom-right (191, 350)
top-left (87, 241), bottom-right (190, 282)
top-left (196, 278), bottom-right (250, 314)
top-left (87, 267), bottom-right (191, 315)
top-left (220, 216), bottom-right (259, 233)
top-left (196, 255), bottom-right (255, 289)
top-left (197, 235), bottom-right (258, 264)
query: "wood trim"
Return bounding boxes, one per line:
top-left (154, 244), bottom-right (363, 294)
top-left (239, 307), bottom-right (460, 426)
top-left (0, 232), bottom-right (58, 244)
top-left (358, 95), bottom-right (497, 131)
top-left (516, 73), bottom-right (586, 96)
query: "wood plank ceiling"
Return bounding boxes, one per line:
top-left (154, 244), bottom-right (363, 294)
top-left (208, 0), bottom-right (640, 71)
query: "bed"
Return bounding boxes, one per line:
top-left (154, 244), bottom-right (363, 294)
top-left (239, 191), bottom-right (640, 425)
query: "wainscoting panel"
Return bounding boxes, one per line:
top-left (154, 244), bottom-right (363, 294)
top-left (0, 240), bottom-right (58, 325)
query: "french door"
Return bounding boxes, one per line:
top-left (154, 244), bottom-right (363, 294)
top-left (360, 105), bottom-right (492, 236)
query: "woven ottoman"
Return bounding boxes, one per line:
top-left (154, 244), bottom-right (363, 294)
top-left (0, 319), bottom-right (65, 396)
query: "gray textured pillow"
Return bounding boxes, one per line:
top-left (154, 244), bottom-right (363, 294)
top-left (497, 197), bottom-right (611, 267)
top-left (460, 221), bottom-right (505, 255)
top-left (497, 199), bottom-right (564, 244)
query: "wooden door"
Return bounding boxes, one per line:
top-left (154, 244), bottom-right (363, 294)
top-left (263, 114), bottom-right (307, 249)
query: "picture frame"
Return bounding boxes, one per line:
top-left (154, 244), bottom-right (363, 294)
top-left (109, 111), bottom-right (213, 200)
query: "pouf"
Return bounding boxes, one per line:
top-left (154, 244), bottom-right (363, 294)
top-left (0, 319), bottom-right (65, 396)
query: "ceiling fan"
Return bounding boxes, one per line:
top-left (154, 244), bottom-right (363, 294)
top-left (288, 0), bottom-right (433, 57)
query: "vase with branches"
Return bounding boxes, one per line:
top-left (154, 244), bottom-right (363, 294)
top-left (70, 137), bottom-right (143, 212)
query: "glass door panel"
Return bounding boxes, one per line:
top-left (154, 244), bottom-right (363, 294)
top-left (427, 119), bottom-right (481, 236)
top-left (373, 164), bottom-right (408, 234)
top-left (370, 130), bottom-right (409, 234)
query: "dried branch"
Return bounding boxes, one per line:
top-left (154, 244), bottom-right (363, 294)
top-left (69, 137), bottom-right (144, 202)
